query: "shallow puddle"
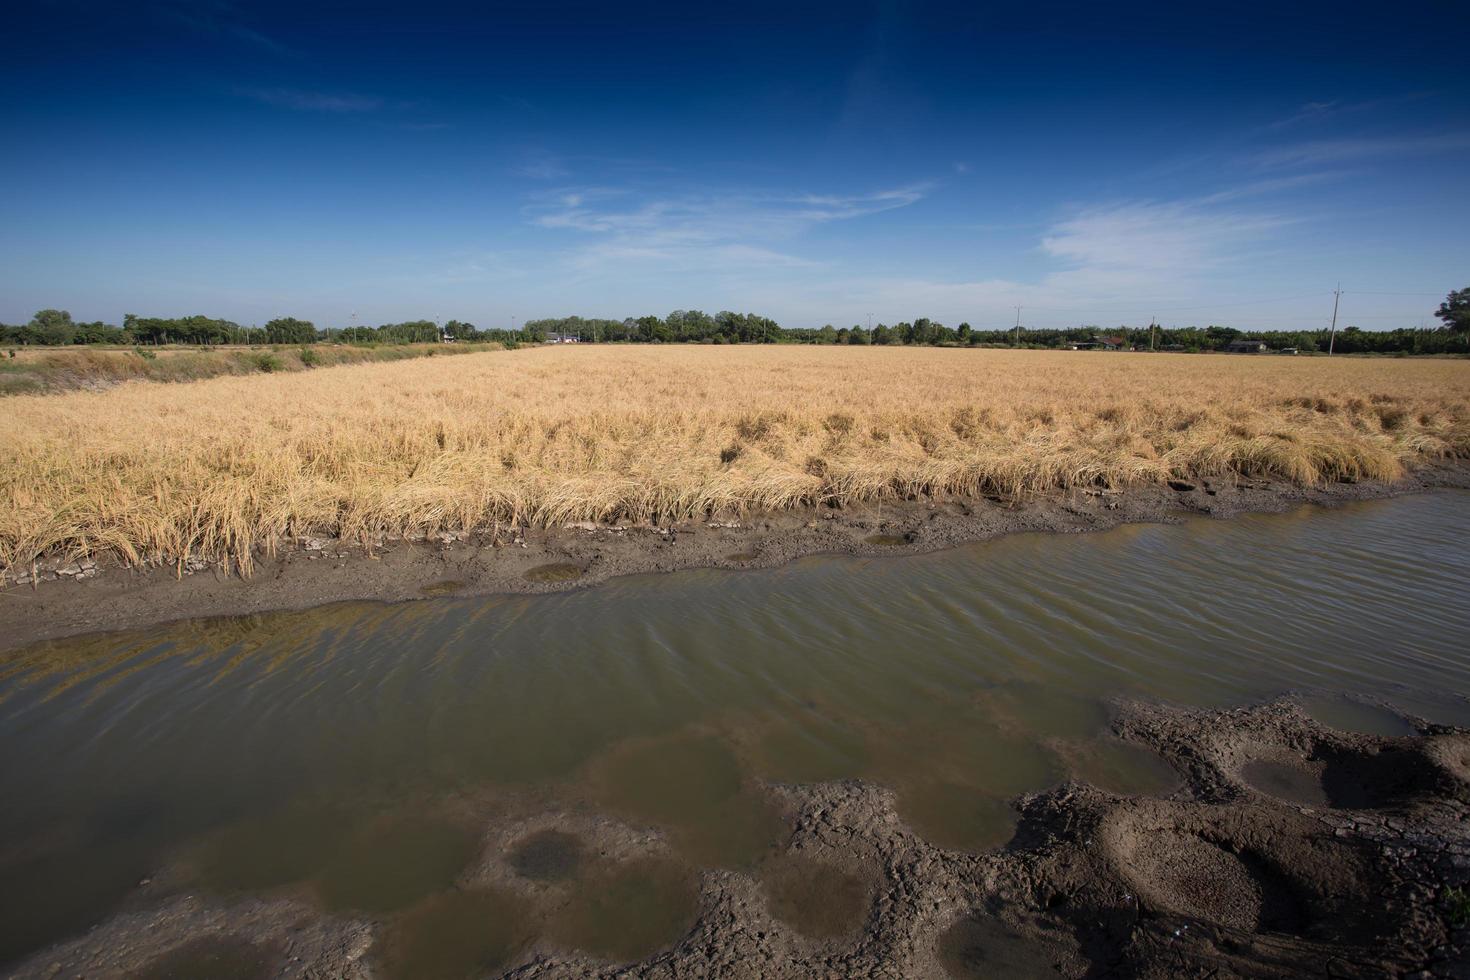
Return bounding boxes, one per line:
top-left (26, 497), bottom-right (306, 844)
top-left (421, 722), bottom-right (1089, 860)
top-left (939, 915), bottom-right (1079, 977)
top-left (419, 580), bottom-right (465, 597)
top-left (197, 800), bottom-right (352, 893)
top-left (1062, 737), bottom-right (1179, 796)
top-left (1241, 760), bottom-right (1329, 807)
top-left (864, 533), bottom-right (907, 546)
top-left (314, 814), bottom-right (480, 912)
top-left (896, 782), bottom-right (1019, 852)
top-left (587, 733), bottom-right (785, 867)
top-left (761, 855), bottom-right (870, 939)
top-left (1302, 695), bottom-right (1417, 737)
top-left (546, 858), bottom-right (698, 962)
top-left (377, 888), bottom-right (531, 980)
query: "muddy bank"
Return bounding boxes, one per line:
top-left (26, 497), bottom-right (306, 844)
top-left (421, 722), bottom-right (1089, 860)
top-left (7, 698), bottom-right (1468, 978)
top-left (3, 463), bottom-right (1468, 653)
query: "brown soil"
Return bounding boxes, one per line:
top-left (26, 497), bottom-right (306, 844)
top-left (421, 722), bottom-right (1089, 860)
top-left (3, 462), bottom-right (1467, 654)
top-left (9, 698), bottom-right (1469, 978)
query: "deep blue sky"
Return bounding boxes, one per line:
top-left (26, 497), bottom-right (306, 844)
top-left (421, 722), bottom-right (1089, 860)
top-left (4, 0), bottom-right (1468, 330)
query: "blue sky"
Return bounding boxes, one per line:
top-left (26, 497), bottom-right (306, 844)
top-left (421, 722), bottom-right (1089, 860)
top-left (3, 1), bottom-right (1468, 330)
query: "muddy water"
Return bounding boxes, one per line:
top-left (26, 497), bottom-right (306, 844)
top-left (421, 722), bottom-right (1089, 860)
top-left (2, 492), bottom-right (1469, 973)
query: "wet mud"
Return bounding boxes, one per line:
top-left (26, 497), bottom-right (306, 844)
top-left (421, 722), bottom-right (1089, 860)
top-left (9, 698), bottom-right (1468, 978)
top-left (3, 462), bottom-right (1468, 652)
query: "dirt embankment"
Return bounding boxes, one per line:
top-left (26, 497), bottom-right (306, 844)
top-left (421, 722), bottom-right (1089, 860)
top-left (9, 698), bottom-right (1469, 978)
top-left (3, 462), bottom-right (1468, 653)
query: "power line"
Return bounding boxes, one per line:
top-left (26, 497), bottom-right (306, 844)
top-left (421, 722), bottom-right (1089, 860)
top-left (1341, 290), bottom-right (1446, 297)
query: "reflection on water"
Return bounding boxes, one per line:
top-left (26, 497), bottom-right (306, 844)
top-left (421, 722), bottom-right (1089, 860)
top-left (2, 492), bottom-right (1469, 970)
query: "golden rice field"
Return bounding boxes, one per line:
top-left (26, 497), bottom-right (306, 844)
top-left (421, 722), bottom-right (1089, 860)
top-left (2, 346), bottom-right (1467, 573)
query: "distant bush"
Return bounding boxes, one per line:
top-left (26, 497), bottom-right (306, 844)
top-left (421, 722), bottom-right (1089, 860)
top-left (299, 347), bottom-right (320, 367)
top-left (254, 352), bottom-right (283, 373)
top-left (134, 347), bottom-right (157, 361)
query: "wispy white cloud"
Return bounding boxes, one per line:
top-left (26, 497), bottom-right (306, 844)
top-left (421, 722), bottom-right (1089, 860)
top-left (527, 183), bottom-right (932, 241)
top-left (522, 182), bottom-right (932, 277)
top-left (1264, 93), bottom-right (1434, 131)
top-left (567, 242), bottom-right (821, 274)
top-left (1252, 133), bottom-right (1470, 169)
top-left (737, 192), bottom-right (1299, 325)
top-left (157, 1), bottom-right (295, 57)
top-left (519, 174), bottom-right (1314, 325)
top-left (1195, 171), bottom-right (1347, 204)
top-left (512, 151), bottom-right (571, 180)
top-left (1039, 200), bottom-right (1289, 292)
top-left (241, 88), bottom-right (386, 113)
top-left (1266, 100), bottom-right (1347, 131)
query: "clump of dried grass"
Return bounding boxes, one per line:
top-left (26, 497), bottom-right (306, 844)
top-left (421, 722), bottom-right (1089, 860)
top-left (2, 346), bottom-right (1466, 573)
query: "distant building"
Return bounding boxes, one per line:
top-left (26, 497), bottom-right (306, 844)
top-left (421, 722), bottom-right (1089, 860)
top-left (1223, 339), bottom-right (1269, 354)
top-left (547, 333), bottom-right (581, 344)
top-left (1067, 336), bottom-right (1125, 351)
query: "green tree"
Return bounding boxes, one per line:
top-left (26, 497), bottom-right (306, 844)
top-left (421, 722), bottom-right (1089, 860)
top-left (30, 309), bottom-right (76, 345)
top-left (1436, 288), bottom-right (1470, 333)
top-left (264, 317), bottom-right (317, 344)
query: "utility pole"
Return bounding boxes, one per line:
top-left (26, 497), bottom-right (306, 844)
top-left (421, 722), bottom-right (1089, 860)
top-left (867, 313), bottom-right (872, 332)
top-left (1014, 306), bottom-right (1022, 347)
top-left (1150, 316), bottom-right (1157, 351)
top-left (1327, 285), bottom-right (1342, 356)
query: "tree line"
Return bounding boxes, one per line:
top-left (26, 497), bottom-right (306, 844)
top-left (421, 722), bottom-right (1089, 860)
top-left (4, 289), bottom-right (1467, 354)
top-left (0, 312), bottom-right (523, 348)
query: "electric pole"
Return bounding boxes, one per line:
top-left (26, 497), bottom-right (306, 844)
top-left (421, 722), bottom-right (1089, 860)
top-left (1014, 306), bottom-right (1022, 347)
top-left (1327, 285), bottom-right (1342, 356)
top-left (1150, 316), bottom-right (1157, 351)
